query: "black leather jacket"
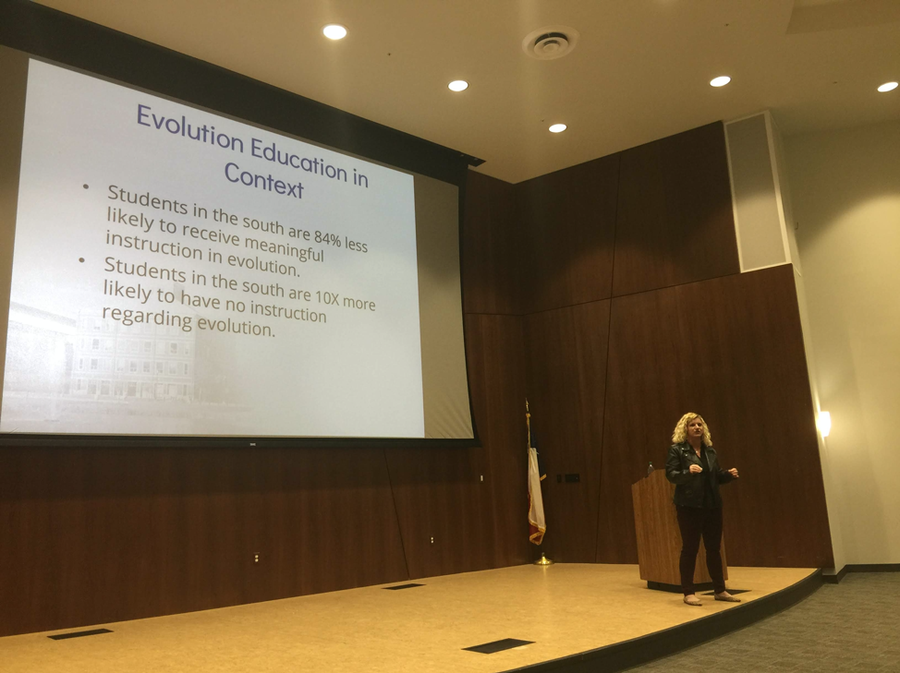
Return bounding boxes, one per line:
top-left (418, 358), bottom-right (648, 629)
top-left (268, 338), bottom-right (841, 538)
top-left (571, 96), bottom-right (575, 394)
top-left (665, 442), bottom-right (735, 508)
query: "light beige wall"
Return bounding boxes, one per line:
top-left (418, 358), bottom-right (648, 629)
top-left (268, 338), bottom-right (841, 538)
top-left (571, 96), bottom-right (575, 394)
top-left (767, 113), bottom-right (847, 572)
top-left (785, 119), bottom-right (900, 565)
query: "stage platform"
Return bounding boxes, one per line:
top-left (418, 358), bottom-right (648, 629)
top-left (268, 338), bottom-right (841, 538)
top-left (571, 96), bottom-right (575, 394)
top-left (0, 564), bottom-right (820, 673)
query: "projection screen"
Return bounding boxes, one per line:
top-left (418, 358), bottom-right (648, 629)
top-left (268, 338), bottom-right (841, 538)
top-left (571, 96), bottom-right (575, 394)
top-left (0, 47), bottom-right (475, 441)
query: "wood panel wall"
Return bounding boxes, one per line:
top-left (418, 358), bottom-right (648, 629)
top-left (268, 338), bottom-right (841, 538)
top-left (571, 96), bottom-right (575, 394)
top-left (0, 121), bottom-right (833, 638)
top-left (519, 123), bottom-right (832, 569)
top-left (462, 172), bottom-right (522, 315)
top-left (517, 155), bottom-right (619, 312)
top-left (613, 122), bottom-right (740, 297)
top-left (386, 314), bottom-right (529, 580)
top-left (0, 164), bottom-right (529, 638)
top-left (598, 265), bottom-right (832, 567)
top-left (523, 302), bottom-right (610, 562)
top-left (0, 444), bottom-right (409, 635)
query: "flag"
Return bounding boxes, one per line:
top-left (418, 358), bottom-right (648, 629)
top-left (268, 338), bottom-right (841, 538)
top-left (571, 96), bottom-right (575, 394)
top-left (527, 400), bottom-right (546, 545)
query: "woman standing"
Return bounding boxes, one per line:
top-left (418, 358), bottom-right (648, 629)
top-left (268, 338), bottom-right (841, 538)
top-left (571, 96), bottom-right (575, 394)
top-left (665, 413), bottom-right (740, 606)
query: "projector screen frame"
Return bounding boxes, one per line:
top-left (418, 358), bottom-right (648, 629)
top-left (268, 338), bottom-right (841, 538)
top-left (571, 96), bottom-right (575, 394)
top-left (0, 1), bottom-right (483, 449)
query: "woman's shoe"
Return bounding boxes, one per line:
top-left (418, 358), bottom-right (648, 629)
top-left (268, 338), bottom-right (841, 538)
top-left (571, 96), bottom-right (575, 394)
top-left (714, 592), bottom-right (741, 603)
top-left (683, 595), bottom-right (703, 606)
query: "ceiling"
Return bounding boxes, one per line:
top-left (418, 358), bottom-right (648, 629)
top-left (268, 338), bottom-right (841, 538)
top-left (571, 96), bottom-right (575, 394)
top-left (34, 0), bottom-right (900, 184)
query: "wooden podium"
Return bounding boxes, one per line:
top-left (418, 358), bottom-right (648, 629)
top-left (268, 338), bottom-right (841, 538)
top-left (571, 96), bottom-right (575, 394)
top-left (632, 469), bottom-right (727, 591)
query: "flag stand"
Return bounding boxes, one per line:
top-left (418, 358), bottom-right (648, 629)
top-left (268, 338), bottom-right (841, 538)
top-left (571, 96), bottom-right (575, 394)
top-left (533, 552), bottom-right (554, 566)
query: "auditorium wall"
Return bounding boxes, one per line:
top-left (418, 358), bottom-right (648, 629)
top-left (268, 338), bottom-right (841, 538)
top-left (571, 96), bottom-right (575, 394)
top-left (513, 122), bottom-right (832, 569)
top-left (0, 119), bottom-right (835, 638)
top-left (784, 119), bottom-right (900, 565)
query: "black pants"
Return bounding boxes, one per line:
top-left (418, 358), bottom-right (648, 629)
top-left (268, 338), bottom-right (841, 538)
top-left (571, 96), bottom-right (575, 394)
top-left (676, 505), bottom-right (726, 595)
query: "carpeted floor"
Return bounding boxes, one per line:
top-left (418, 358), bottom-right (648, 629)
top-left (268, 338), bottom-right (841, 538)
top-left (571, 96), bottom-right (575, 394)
top-left (626, 572), bottom-right (900, 672)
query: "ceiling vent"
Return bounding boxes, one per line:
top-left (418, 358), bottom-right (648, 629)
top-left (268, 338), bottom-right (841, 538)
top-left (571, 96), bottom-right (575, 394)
top-left (522, 26), bottom-right (580, 60)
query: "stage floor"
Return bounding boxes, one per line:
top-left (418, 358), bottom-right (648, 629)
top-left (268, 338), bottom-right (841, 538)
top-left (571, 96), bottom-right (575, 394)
top-left (0, 564), bottom-right (816, 673)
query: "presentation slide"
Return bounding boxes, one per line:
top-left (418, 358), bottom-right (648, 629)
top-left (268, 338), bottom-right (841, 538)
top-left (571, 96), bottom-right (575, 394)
top-left (0, 57), bottom-right (470, 439)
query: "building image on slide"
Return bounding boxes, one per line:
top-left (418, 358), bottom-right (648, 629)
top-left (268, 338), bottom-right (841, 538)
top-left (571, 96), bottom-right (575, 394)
top-left (1, 302), bottom-right (202, 431)
top-left (69, 312), bottom-right (196, 402)
top-left (3, 302), bottom-right (74, 396)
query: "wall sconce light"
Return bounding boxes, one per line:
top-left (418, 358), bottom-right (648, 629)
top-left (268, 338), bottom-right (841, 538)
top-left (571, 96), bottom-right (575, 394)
top-left (817, 411), bottom-right (831, 438)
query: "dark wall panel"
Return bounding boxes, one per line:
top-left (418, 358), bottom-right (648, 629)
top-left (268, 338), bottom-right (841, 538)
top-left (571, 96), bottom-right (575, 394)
top-left (383, 445), bottom-right (490, 579)
top-left (598, 265), bottom-right (832, 567)
top-left (0, 444), bottom-right (409, 636)
top-left (386, 312), bottom-right (529, 578)
top-left (518, 156), bottom-right (619, 313)
top-left (465, 313), bottom-right (531, 569)
top-left (524, 300), bottom-right (611, 562)
top-left (463, 171), bottom-right (522, 315)
top-left (255, 447), bottom-right (409, 597)
top-left (612, 122), bottom-right (740, 297)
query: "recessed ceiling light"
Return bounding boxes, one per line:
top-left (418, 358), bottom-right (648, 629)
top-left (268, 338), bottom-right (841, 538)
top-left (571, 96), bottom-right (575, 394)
top-left (710, 75), bottom-right (732, 88)
top-left (448, 80), bottom-right (469, 92)
top-left (877, 81), bottom-right (898, 93)
top-left (322, 24), bottom-right (347, 40)
top-left (549, 123), bottom-right (567, 133)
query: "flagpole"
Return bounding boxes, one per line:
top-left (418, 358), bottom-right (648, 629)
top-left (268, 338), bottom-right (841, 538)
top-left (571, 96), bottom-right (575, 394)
top-left (527, 400), bottom-right (553, 566)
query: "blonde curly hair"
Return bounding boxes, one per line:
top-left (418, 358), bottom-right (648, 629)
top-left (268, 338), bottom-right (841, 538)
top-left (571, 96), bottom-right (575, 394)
top-left (671, 412), bottom-right (713, 446)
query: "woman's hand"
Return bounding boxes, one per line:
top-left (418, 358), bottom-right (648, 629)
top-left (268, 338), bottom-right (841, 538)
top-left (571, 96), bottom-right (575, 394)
top-left (689, 464), bottom-right (703, 474)
top-left (728, 468), bottom-right (739, 478)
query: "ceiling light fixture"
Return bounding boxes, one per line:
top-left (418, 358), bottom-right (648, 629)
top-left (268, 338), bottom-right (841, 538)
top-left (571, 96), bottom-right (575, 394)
top-left (549, 123), bottom-right (567, 133)
top-left (877, 81), bottom-right (898, 93)
top-left (710, 75), bottom-right (732, 87)
top-left (322, 24), bottom-right (348, 40)
top-left (448, 80), bottom-right (469, 92)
